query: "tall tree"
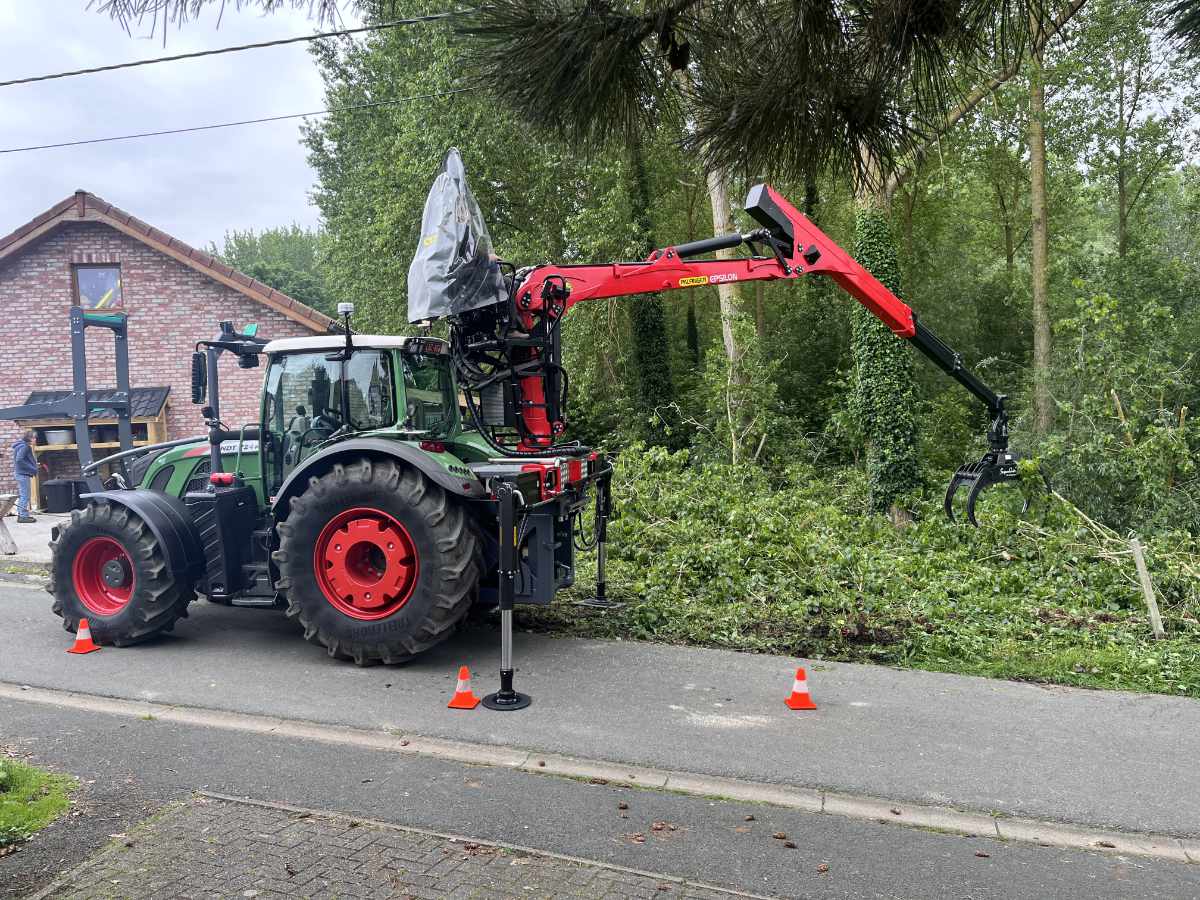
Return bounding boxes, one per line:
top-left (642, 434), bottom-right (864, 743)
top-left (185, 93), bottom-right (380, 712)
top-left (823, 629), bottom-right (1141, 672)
top-left (626, 135), bottom-right (676, 443)
top-left (1028, 15), bottom-right (1054, 436)
top-left (210, 224), bottom-right (332, 316)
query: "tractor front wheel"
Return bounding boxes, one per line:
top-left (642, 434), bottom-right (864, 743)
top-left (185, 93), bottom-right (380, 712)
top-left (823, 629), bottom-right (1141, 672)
top-left (49, 500), bottom-right (195, 645)
top-left (272, 458), bottom-right (480, 665)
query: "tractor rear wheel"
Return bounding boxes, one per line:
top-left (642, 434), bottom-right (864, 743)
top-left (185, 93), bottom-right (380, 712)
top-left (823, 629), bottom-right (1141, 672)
top-left (49, 500), bottom-right (195, 645)
top-left (272, 458), bottom-right (480, 665)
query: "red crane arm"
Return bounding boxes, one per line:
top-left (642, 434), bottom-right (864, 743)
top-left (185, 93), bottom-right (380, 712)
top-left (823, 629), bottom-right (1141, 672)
top-left (511, 184), bottom-right (916, 339)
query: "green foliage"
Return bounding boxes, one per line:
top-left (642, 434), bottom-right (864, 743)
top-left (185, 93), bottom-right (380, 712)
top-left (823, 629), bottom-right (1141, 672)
top-left (529, 447), bottom-right (1200, 697)
top-left (688, 314), bottom-right (784, 464)
top-left (0, 758), bottom-right (74, 848)
top-left (852, 203), bottom-right (921, 514)
top-left (211, 225), bottom-right (332, 316)
top-left (1043, 288), bottom-right (1200, 532)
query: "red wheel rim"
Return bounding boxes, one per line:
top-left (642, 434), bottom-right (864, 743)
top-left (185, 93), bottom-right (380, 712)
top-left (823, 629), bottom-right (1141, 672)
top-left (313, 507), bottom-right (418, 620)
top-left (72, 536), bottom-right (135, 616)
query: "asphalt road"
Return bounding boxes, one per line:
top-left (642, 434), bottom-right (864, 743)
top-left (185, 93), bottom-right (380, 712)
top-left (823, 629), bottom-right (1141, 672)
top-left (2, 582), bottom-right (1198, 837)
top-left (4, 696), bottom-right (1198, 900)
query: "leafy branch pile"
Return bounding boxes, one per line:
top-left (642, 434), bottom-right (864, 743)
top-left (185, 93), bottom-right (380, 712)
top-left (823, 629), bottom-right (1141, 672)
top-left (529, 446), bottom-right (1200, 697)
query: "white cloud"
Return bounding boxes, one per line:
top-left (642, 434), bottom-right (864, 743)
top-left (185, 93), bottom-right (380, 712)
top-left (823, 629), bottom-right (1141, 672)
top-left (0, 2), bottom-right (358, 246)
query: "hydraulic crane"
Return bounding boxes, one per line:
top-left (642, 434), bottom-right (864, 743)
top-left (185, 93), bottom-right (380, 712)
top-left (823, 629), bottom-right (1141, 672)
top-left (419, 162), bottom-right (1036, 526)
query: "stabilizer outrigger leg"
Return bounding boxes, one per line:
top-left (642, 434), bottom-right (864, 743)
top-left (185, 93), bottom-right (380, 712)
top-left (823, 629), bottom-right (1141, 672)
top-left (483, 480), bottom-right (532, 711)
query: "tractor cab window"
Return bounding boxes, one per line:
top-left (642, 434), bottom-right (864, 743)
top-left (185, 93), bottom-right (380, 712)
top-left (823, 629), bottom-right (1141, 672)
top-left (262, 350), bottom-right (395, 496)
top-left (400, 351), bottom-right (455, 437)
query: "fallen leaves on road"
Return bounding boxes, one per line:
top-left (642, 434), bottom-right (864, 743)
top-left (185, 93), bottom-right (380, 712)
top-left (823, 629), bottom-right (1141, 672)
top-left (1095, 840), bottom-right (1116, 849)
top-left (975, 851), bottom-right (991, 858)
top-left (783, 841), bottom-right (797, 849)
top-left (772, 832), bottom-right (787, 840)
top-left (650, 821), bottom-right (677, 832)
top-left (817, 863), bottom-right (830, 874)
top-left (630, 833), bottom-right (646, 843)
top-left (744, 815), bottom-right (755, 822)
top-left (618, 801), bottom-right (629, 810)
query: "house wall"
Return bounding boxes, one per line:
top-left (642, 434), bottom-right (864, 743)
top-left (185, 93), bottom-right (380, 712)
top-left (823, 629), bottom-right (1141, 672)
top-left (0, 221), bottom-right (319, 495)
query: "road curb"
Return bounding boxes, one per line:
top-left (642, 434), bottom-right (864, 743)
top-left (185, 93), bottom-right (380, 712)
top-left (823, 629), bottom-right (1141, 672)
top-left (2, 680), bottom-right (1195, 866)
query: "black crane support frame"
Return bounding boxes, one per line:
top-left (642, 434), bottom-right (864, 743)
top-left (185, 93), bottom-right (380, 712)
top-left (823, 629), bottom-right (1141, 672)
top-left (0, 307), bottom-right (134, 492)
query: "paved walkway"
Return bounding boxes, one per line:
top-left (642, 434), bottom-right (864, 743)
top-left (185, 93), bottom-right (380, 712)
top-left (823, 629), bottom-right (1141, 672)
top-left (0, 510), bottom-right (65, 568)
top-left (33, 795), bottom-right (754, 900)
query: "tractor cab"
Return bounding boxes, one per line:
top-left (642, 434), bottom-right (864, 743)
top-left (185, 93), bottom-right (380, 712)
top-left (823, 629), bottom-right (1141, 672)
top-left (258, 335), bottom-right (458, 498)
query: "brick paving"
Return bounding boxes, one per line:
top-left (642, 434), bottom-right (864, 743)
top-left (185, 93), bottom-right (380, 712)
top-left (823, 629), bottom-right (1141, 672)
top-left (37, 795), bottom-right (761, 900)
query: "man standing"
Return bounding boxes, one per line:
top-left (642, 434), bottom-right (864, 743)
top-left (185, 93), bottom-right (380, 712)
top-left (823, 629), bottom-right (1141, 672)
top-left (11, 429), bottom-right (39, 523)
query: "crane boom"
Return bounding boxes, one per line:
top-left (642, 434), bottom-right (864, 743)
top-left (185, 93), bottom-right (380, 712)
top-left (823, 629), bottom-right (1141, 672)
top-left (442, 181), bottom-right (1037, 524)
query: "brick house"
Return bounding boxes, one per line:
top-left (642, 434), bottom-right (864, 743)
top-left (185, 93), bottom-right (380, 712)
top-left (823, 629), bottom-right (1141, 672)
top-left (0, 190), bottom-right (335, 495)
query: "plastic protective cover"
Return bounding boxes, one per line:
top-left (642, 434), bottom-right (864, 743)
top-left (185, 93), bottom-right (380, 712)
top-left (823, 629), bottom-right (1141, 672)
top-left (407, 148), bottom-right (508, 322)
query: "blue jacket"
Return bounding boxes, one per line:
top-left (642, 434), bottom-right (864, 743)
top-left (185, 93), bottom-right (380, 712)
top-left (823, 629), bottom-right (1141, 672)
top-left (11, 439), bottom-right (37, 477)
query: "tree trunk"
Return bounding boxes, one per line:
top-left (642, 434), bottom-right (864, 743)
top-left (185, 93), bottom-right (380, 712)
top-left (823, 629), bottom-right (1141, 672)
top-left (1028, 41), bottom-right (1054, 437)
top-left (705, 166), bottom-right (750, 464)
top-left (853, 153), bottom-right (920, 524)
top-left (1116, 55), bottom-right (1128, 259)
top-left (627, 138), bottom-right (674, 443)
top-left (706, 167), bottom-right (744, 368)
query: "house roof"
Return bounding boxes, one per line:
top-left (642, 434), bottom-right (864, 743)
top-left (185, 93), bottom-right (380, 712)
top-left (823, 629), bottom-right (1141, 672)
top-left (20, 386), bottom-right (171, 420)
top-left (0, 191), bottom-right (336, 333)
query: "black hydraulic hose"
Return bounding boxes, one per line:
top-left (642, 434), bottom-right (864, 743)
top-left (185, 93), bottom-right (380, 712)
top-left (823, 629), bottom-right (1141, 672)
top-left (672, 232), bottom-right (747, 258)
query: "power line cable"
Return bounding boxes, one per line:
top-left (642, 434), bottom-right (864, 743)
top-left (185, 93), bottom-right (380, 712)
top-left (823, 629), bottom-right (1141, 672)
top-left (0, 10), bottom-right (468, 88)
top-left (0, 88), bottom-right (475, 154)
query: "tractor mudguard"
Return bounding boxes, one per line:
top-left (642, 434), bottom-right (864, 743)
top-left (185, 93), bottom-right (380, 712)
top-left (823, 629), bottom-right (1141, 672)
top-left (74, 489), bottom-right (205, 581)
top-left (271, 437), bottom-right (486, 516)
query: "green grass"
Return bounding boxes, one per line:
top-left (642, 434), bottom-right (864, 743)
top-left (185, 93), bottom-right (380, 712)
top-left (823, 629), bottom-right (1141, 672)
top-left (0, 759), bottom-right (74, 848)
top-left (520, 447), bottom-right (1200, 699)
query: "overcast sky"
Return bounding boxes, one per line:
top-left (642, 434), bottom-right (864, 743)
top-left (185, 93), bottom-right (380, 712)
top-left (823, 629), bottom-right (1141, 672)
top-left (0, 2), bottom-right (358, 248)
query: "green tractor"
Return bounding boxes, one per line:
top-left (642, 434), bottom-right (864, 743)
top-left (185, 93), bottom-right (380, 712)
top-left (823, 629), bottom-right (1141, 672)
top-left (49, 152), bottom-right (1035, 686)
top-left (50, 317), bottom-right (605, 669)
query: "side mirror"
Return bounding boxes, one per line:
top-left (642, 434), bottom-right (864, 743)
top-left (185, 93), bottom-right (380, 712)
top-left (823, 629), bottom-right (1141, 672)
top-left (191, 351), bottom-right (207, 404)
top-left (238, 352), bottom-right (259, 369)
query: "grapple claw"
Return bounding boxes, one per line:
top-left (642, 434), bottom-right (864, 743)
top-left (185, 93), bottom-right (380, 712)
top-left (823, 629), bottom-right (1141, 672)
top-left (943, 450), bottom-right (1020, 527)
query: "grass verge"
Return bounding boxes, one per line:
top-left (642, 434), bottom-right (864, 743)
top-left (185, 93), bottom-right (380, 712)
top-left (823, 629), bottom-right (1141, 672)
top-left (0, 758), bottom-right (74, 850)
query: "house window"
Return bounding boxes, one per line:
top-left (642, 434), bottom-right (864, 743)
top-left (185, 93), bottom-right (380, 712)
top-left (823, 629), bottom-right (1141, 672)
top-left (73, 265), bottom-right (123, 309)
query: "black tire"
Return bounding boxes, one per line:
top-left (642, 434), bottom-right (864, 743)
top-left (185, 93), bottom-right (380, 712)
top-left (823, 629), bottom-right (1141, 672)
top-left (272, 458), bottom-right (481, 665)
top-left (49, 500), bottom-right (194, 645)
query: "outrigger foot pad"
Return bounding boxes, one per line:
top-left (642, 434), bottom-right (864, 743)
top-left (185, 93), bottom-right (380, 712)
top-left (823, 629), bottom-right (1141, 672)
top-left (482, 690), bottom-right (532, 711)
top-left (573, 596), bottom-right (625, 610)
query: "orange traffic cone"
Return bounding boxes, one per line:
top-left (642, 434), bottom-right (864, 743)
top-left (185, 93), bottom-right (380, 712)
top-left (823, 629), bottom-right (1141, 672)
top-left (784, 667), bottom-right (817, 710)
top-left (67, 618), bottom-right (101, 655)
top-left (447, 665), bottom-right (481, 709)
